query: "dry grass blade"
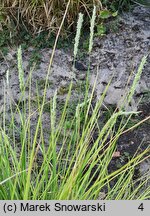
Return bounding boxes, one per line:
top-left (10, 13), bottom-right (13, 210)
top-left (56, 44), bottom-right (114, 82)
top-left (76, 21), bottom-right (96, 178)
top-left (1, 0), bottom-right (103, 34)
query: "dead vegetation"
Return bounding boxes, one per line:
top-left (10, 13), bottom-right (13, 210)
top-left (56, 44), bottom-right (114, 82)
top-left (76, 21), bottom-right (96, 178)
top-left (0, 0), bottom-right (101, 35)
top-left (0, 0), bottom-right (132, 35)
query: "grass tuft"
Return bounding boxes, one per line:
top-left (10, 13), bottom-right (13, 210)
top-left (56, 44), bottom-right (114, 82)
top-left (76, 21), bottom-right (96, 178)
top-left (0, 2), bottom-right (150, 200)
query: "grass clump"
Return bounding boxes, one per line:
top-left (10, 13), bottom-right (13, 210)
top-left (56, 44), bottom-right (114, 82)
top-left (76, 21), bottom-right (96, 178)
top-left (0, 0), bottom-right (135, 36)
top-left (0, 64), bottom-right (149, 199)
top-left (0, 0), bottom-right (139, 51)
top-left (0, 5), bottom-right (150, 200)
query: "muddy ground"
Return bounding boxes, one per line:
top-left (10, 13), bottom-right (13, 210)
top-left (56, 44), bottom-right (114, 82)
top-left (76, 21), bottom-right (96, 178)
top-left (0, 6), bottom-right (150, 182)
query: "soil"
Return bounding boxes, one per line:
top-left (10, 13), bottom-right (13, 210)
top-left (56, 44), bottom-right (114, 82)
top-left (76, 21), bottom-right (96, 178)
top-left (0, 6), bottom-right (150, 186)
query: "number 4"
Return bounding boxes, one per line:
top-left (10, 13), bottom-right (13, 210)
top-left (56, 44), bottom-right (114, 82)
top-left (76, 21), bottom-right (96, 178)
top-left (138, 203), bottom-right (144, 211)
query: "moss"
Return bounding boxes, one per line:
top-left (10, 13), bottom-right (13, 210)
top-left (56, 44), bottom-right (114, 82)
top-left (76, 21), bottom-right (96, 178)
top-left (37, 79), bottom-right (54, 89)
